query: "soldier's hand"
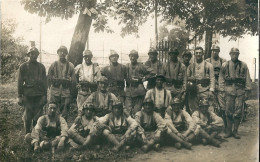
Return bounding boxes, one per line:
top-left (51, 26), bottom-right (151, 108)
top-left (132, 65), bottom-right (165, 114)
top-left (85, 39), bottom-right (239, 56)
top-left (141, 134), bottom-right (148, 144)
top-left (177, 133), bottom-right (185, 140)
top-left (76, 84), bottom-right (81, 89)
top-left (57, 141), bottom-right (65, 150)
top-left (18, 97), bottom-right (24, 106)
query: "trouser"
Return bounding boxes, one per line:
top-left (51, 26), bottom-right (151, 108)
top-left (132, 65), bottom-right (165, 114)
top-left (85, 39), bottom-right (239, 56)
top-left (125, 96), bottom-right (144, 118)
top-left (25, 133), bottom-right (63, 149)
top-left (22, 95), bottom-right (44, 133)
top-left (216, 91), bottom-right (226, 129)
top-left (188, 90), bottom-right (214, 113)
top-left (50, 95), bottom-right (70, 120)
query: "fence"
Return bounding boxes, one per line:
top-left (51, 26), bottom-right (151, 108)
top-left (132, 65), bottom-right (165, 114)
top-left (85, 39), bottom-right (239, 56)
top-left (156, 40), bottom-right (178, 63)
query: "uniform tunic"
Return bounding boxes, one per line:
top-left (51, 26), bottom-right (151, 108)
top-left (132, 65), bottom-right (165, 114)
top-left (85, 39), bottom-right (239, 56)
top-left (144, 59), bottom-right (164, 89)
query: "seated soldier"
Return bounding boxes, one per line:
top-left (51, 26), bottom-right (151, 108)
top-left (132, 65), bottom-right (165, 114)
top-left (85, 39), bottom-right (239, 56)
top-left (135, 98), bottom-right (192, 153)
top-left (25, 103), bottom-right (68, 152)
top-left (190, 98), bottom-right (223, 147)
top-left (165, 97), bottom-right (197, 149)
top-left (98, 101), bottom-right (138, 152)
top-left (68, 102), bottom-right (106, 150)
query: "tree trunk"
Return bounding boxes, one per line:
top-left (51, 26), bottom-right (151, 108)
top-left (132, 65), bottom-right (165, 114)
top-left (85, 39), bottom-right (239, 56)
top-left (204, 29), bottom-right (213, 60)
top-left (67, 0), bottom-right (97, 67)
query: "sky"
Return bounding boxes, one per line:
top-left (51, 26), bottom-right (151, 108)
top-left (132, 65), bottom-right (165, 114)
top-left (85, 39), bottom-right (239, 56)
top-left (1, 0), bottom-right (258, 79)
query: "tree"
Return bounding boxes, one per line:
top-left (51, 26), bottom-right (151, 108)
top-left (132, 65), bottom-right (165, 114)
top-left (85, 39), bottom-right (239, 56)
top-left (1, 19), bottom-right (28, 83)
top-left (21, 0), bottom-right (257, 65)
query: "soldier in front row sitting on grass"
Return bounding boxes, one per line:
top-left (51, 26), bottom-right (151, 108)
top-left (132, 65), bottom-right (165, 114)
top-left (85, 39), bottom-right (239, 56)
top-left (135, 98), bottom-right (192, 153)
top-left (25, 103), bottom-right (68, 152)
top-left (98, 101), bottom-right (139, 152)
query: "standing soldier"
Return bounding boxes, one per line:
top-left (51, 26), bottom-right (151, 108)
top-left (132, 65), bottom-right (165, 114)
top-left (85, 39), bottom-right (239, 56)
top-left (144, 48), bottom-right (164, 89)
top-left (187, 46), bottom-right (215, 113)
top-left (205, 45), bottom-right (227, 130)
top-left (48, 46), bottom-right (76, 120)
top-left (101, 50), bottom-right (127, 103)
top-left (125, 50), bottom-right (155, 117)
top-left (75, 50), bottom-right (99, 110)
top-left (219, 48), bottom-right (251, 139)
top-left (18, 47), bottom-right (47, 134)
top-left (145, 75), bottom-right (172, 117)
top-left (82, 76), bottom-right (119, 117)
top-left (162, 48), bottom-right (187, 100)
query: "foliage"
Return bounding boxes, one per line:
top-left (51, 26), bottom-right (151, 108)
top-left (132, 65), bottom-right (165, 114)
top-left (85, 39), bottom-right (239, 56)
top-left (1, 19), bottom-right (28, 84)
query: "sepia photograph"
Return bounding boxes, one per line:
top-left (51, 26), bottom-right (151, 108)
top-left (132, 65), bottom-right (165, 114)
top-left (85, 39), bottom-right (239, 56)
top-left (1, 0), bottom-right (259, 161)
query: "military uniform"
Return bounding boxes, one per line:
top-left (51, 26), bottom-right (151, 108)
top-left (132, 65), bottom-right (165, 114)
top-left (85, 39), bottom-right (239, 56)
top-left (219, 48), bottom-right (251, 138)
top-left (18, 47), bottom-right (47, 133)
top-left (75, 50), bottom-right (100, 109)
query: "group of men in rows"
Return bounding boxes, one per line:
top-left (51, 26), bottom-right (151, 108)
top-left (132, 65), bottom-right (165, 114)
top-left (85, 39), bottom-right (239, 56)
top-left (18, 44), bottom-right (251, 153)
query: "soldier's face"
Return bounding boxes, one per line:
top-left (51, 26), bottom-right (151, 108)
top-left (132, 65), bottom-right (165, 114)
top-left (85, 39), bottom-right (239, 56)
top-left (129, 54), bottom-right (138, 64)
top-left (98, 82), bottom-right (107, 92)
top-left (110, 55), bottom-right (119, 64)
top-left (84, 55), bottom-right (92, 64)
top-left (211, 50), bottom-right (220, 59)
top-left (230, 52), bottom-right (239, 62)
top-left (48, 105), bottom-right (57, 117)
top-left (195, 49), bottom-right (204, 63)
top-left (84, 108), bottom-right (94, 118)
top-left (183, 55), bottom-right (191, 64)
top-left (58, 51), bottom-right (67, 60)
top-left (29, 52), bottom-right (39, 62)
top-left (143, 103), bottom-right (154, 114)
top-left (149, 53), bottom-right (158, 62)
top-left (172, 104), bottom-right (183, 114)
top-left (156, 78), bottom-right (164, 89)
top-left (113, 106), bottom-right (123, 117)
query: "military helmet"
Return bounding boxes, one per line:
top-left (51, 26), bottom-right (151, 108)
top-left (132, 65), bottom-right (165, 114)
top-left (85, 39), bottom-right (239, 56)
top-left (27, 47), bottom-right (40, 55)
top-left (169, 48), bottom-right (179, 55)
top-left (83, 50), bottom-right (93, 56)
top-left (199, 98), bottom-right (210, 107)
top-left (148, 47), bottom-right (158, 55)
top-left (112, 101), bottom-right (123, 109)
top-left (155, 74), bottom-right (166, 82)
top-left (182, 51), bottom-right (192, 58)
top-left (142, 98), bottom-right (154, 106)
top-left (83, 102), bottom-right (95, 110)
top-left (211, 45), bottom-right (220, 51)
top-left (129, 49), bottom-right (138, 56)
top-left (109, 50), bottom-right (119, 57)
top-left (48, 103), bottom-right (57, 108)
top-left (170, 97), bottom-right (183, 105)
top-left (229, 47), bottom-right (239, 54)
top-left (97, 76), bottom-right (108, 83)
top-left (57, 45), bottom-right (68, 54)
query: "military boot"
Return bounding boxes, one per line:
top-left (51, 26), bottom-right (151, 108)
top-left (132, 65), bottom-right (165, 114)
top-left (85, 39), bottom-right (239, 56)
top-left (221, 110), bottom-right (227, 133)
top-left (224, 115), bottom-right (233, 138)
top-left (69, 133), bottom-right (86, 145)
top-left (185, 133), bottom-right (195, 143)
top-left (82, 135), bottom-right (93, 148)
top-left (199, 129), bottom-right (221, 147)
top-left (233, 118), bottom-right (241, 139)
top-left (141, 139), bottom-right (155, 153)
top-left (112, 138), bottom-right (125, 152)
top-left (104, 133), bottom-right (120, 151)
top-left (168, 132), bottom-right (192, 149)
top-left (33, 142), bottom-right (40, 152)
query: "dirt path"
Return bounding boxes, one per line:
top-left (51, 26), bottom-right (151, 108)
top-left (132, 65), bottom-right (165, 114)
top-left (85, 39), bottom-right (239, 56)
top-left (127, 101), bottom-right (259, 162)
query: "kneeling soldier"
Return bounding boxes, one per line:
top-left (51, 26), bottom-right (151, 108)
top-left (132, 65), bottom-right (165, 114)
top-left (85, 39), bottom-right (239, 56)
top-left (68, 102), bottom-right (105, 150)
top-left (165, 97), bottom-right (196, 149)
top-left (98, 101), bottom-right (138, 152)
top-left (135, 98), bottom-right (192, 153)
top-left (191, 99), bottom-right (223, 147)
top-left (25, 103), bottom-right (68, 152)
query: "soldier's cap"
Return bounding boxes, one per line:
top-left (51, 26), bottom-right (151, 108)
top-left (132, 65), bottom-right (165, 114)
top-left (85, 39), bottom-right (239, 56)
top-left (211, 45), bottom-right (220, 51)
top-left (170, 97), bottom-right (183, 105)
top-left (57, 45), bottom-right (68, 54)
top-left (148, 47), bottom-right (158, 55)
top-left (112, 101), bottom-right (123, 109)
top-left (83, 50), bottom-right (93, 56)
top-left (129, 50), bottom-right (138, 56)
top-left (199, 98), bottom-right (210, 107)
top-left (83, 102), bottom-right (95, 110)
top-left (109, 50), bottom-right (119, 57)
top-left (27, 47), bottom-right (40, 55)
top-left (142, 98), bottom-right (154, 106)
top-left (229, 47), bottom-right (239, 54)
top-left (168, 48), bottom-right (179, 55)
top-left (182, 51), bottom-right (192, 58)
top-left (97, 76), bottom-right (108, 83)
top-left (155, 74), bottom-right (166, 82)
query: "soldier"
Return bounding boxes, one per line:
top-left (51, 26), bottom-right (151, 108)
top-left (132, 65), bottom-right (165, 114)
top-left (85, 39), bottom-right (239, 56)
top-left (191, 99), bottom-right (223, 147)
top-left (98, 101), bottom-right (138, 152)
top-left (135, 98), bottom-right (192, 153)
top-left (74, 50), bottom-right (99, 110)
top-left (25, 103), bottom-right (68, 152)
top-left (48, 46), bottom-right (76, 120)
top-left (219, 47), bottom-right (251, 139)
top-left (125, 50), bottom-right (155, 117)
top-left (205, 45), bottom-right (227, 129)
top-left (182, 50), bottom-right (192, 68)
top-left (18, 47), bottom-right (47, 133)
top-left (164, 97), bottom-right (196, 149)
top-left (101, 50), bottom-right (127, 103)
top-left (187, 46), bottom-right (215, 113)
top-left (144, 48), bottom-right (164, 89)
top-left (68, 102), bottom-right (105, 150)
top-left (162, 48), bottom-right (187, 100)
top-left (145, 74), bottom-right (172, 117)
top-left (82, 76), bottom-right (119, 117)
